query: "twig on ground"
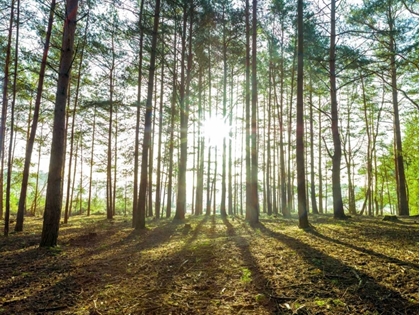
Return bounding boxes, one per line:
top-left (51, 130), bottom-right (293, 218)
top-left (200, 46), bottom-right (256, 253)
top-left (351, 269), bottom-right (363, 286)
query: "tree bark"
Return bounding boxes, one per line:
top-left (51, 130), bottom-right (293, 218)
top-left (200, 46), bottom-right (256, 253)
top-left (40, 0), bottom-right (79, 247)
top-left (296, 0), bottom-right (309, 228)
top-left (16, 0), bottom-right (56, 231)
top-left (155, 51), bottom-right (164, 219)
top-left (0, 0), bottom-right (15, 223)
top-left (389, 24), bottom-right (409, 216)
top-left (5, 0), bottom-right (20, 236)
top-left (133, 0), bottom-right (145, 226)
top-left (175, 2), bottom-right (192, 221)
top-left (329, 0), bottom-right (346, 219)
top-left (309, 77), bottom-right (318, 214)
top-left (166, 17), bottom-right (178, 218)
top-left (135, 0), bottom-right (161, 229)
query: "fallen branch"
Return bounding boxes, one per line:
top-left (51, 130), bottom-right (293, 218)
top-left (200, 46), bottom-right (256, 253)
top-left (351, 269), bottom-right (363, 286)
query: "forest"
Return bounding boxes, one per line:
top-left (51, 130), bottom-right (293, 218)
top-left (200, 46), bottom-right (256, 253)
top-left (0, 0), bottom-right (419, 313)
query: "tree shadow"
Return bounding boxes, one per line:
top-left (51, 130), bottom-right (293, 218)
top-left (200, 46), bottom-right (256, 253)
top-left (255, 222), bottom-right (418, 314)
top-left (306, 227), bottom-right (418, 270)
top-left (221, 216), bottom-right (282, 313)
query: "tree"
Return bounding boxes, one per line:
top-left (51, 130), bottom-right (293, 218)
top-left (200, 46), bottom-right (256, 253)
top-left (175, 0), bottom-right (193, 221)
top-left (329, 0), bottom-right (346, 219)
top-left (349, 0), bottom-right (418, 216)
top-left (296, 0), bottom-right (309, 228)
top-left (135, 0), bottom-right (161, 230)
top-left (0, 0), bottom-right (15, 224)
top-left (15, 0), bottom-right (56, 232)
top-left (5, 0), bottom-right (20, 236)
top-left (40, 0), bottom-right (79, 247)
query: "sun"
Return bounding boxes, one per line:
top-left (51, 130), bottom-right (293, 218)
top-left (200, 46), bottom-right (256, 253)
top-left (201, 115), bottom-right (232, 147)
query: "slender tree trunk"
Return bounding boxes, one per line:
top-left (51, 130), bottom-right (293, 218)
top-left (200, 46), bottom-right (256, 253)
top-left (148, 86), bottom-right (157, 217)
top-left (133, 0), bottom-right (145, 226)
top-left (195, 66), bottom-right (204, 215)
top-left (64, 68), bottom-right (82, 223)
top-left (249, 0), bottom-right (259, 225)
top-left (87, 106), bottom-right (96, 216)
top-left (40, 0), bottom-right (79, 247)
top-left (228, 69), bottom-right (234, 216)
top-left (296, 0), bottom-right (309, 228)
top-left (33, 127), bottom-right (44, 215)
top-left (343, 94), bottom-right (356, 215)
top-left (107, 32), bottom-right (116, 220)
top-left (175, 3), bottom-right (192, 220)
top-left (309, 77), bottom-right (318, 214)
top-left (113, 106), bottom-right (118, 216)
top-left (205, 56), bottom-right (212, 216)
top-left (287, 37), bottom-right (297, 216)
top-left (5, 0), bottom-right (19, 236)
top-left (155, 54), bottom-right (164, 219)
top-left (166, 19), bottom-right (177, 218)
top-left (220, 8), bottom-right (228, 217)
top-left (16, 0), bottom-right (56, 231)
top-left (135, 0), bottom-right (161, 229)
top-left (389, 28), bottom-right (409, 216)
top-left (361, 74), bottom-right (373, 216)
top-left (69, 136), bottom-right (80, 218)
top-left (330, 0), bottom-right (346, 219)
top-left (245, 0), bottom-right (251, 221)
top-left (0, 0), bottom-right (15, 223)
top-left (266, 56), bottom-right (273, 216)
top-left (318, 98), bottom-right (323, 214)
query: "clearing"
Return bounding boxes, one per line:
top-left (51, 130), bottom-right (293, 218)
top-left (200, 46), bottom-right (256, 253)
top-left (0, 214), bottom-right (418, 314)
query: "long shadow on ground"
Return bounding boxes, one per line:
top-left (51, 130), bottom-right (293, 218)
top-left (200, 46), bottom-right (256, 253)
top-left (306, 227), bottom-right (419, 270)
top-left (256, 222), bottom-right (418, 314)
top-left (222, 216), bottom-right (282, 314)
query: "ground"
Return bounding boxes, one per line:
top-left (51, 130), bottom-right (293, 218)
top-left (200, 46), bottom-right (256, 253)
top-left (0, 213), bottom-right (418, 315)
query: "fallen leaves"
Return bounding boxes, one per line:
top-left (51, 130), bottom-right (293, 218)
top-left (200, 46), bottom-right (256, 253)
top-left (0, 214), bottom-right (418, 314)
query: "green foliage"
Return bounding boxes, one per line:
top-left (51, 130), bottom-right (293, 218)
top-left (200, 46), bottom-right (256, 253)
top-left (240, 267), bottom-right (252, 283)
top-left (403, 113), bottom-right (419, 214)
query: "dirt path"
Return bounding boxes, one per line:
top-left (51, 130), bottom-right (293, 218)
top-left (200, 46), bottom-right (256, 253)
top-left (0, 214), bottom-right (418, 314)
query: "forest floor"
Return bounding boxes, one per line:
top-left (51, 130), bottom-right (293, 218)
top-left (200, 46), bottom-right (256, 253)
top-left (0, 213), bottom-right (418, 315)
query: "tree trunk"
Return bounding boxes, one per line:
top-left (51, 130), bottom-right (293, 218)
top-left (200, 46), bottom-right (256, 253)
top-left (228, 68), bottom-right (234, 216)
top-left (296, 0), bottom-right (309, 228)
top-left (287, 37), bottom-right (297, 216)
top-left (195, 66), bottom-right (204, 215)
top-left (249, 0), bottom-right (259, 225)
top-left (309, 76), bottom-right (318, 214)
top-left (175, 3), bottom-right (192, 221)
top-left (5, 0), bottom-right (19, 236)
top-left (148, 85), bottom-right (157, 217)
top-left (245, 0), bottom-right (251, 221)
top-left (318, 98), bottom-right (323, 214)
top-left (135, 0), bottom-right (161, 229)
top-left (16, 0), bottom-right (56, 231)
top-left (390, 29), bottom-right (409, 216)
top-left (155, 52), bottom-right (164, 219)
top-left (0, 0), bottom-right (15, 223)
top-left (87, 106), bottom-right (96, 216)
top-left (133, 0), bottom-right (145, 226)
top-left (40, 0), bottom-right (79, 247)
top-left (220, 7), bottom-right (228, 217)
top-left (64, 45), bottom-right (85, 223)
top-left (330, 0), bottom-right (346, 219)
top-left (266, 59), bottom-right (272, 216)
top-left (113, 106), bottom-right (118, 216)
top-left (166, 18), bottom-right (177, 218)
top-left (106, 28), bottom-right (116, 220)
